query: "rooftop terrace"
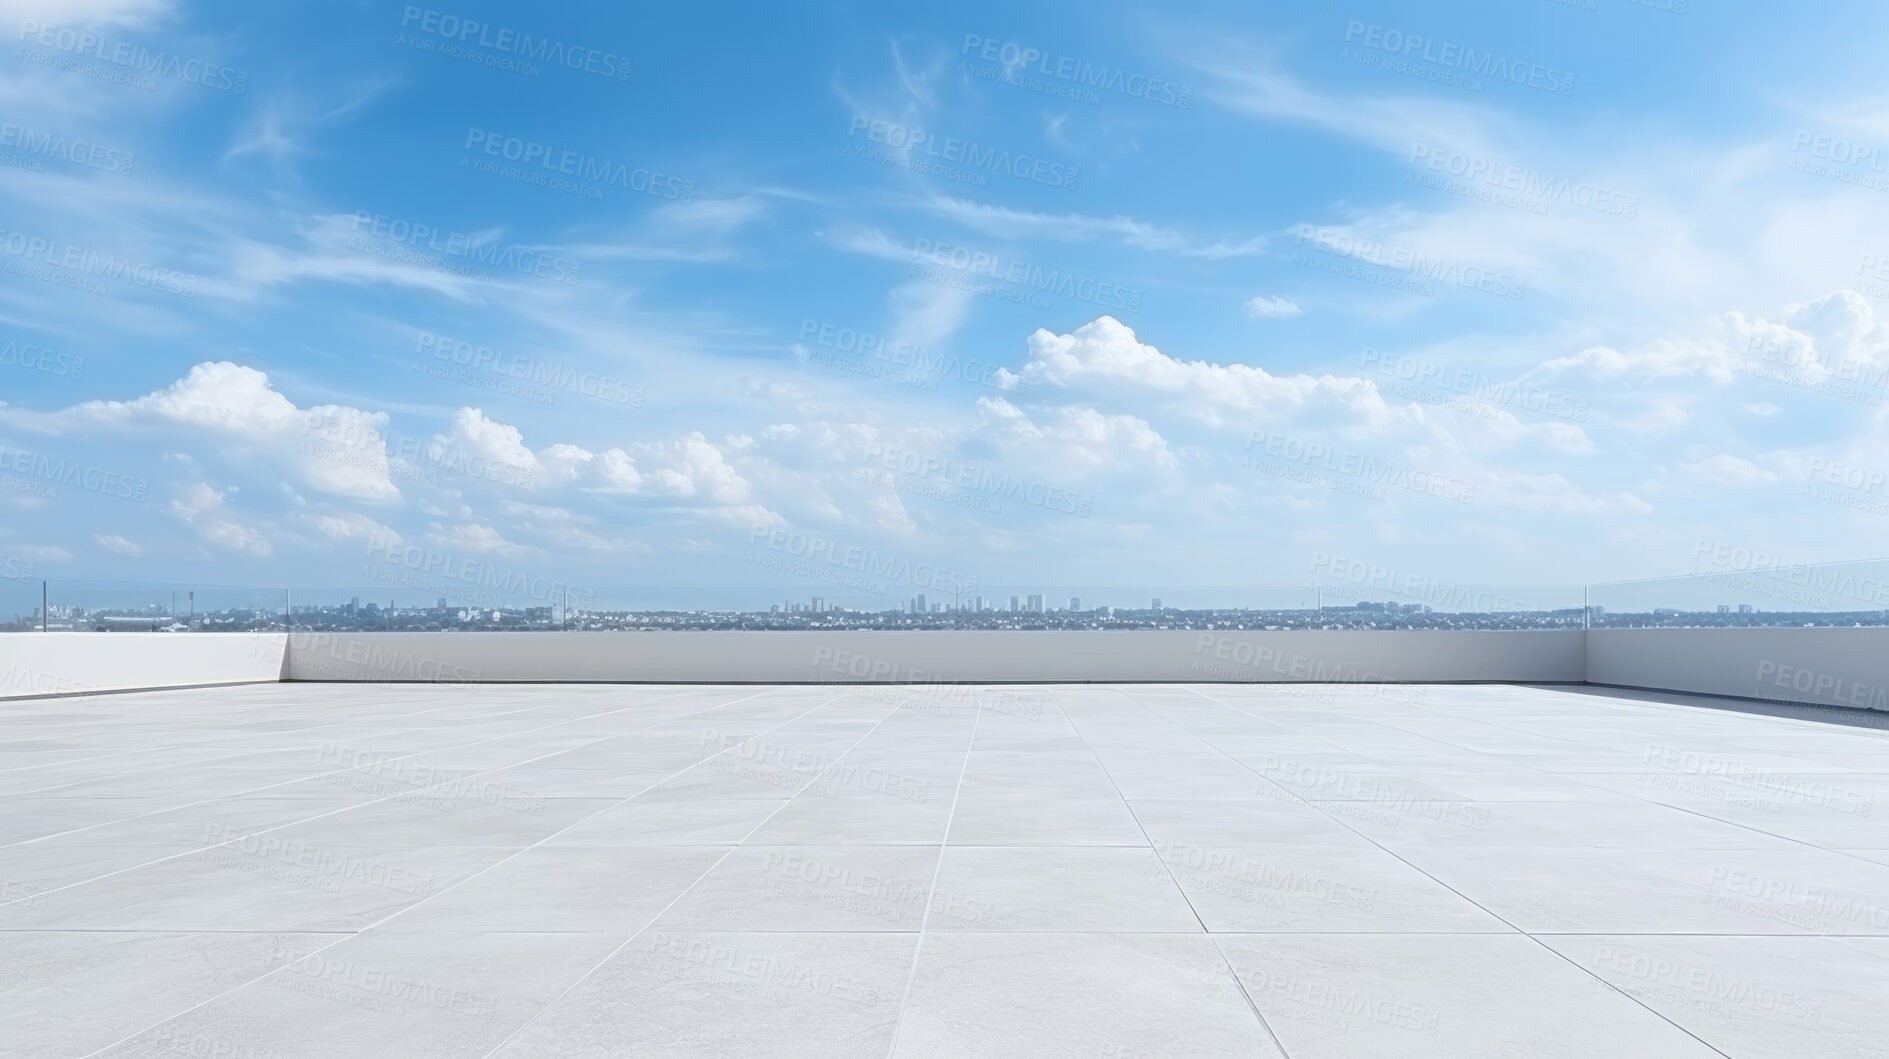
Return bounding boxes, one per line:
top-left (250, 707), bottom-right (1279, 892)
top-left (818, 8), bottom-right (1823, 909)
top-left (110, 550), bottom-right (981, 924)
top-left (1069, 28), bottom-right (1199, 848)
top-left (5, 681), bottom-right (1888, 1057)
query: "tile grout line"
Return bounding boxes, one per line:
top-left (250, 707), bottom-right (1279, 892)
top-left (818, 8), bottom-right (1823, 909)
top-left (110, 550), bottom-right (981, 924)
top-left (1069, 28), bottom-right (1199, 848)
top-left (1260, 686), bottom-right (1889, 898)
top-left (1056, 695), bottom-right (1293, 1057)
top-left (1, 689), bottom-right (712, 849)
top-left (0, 683), bottom-right (635, 781)
top-left (4, 689), bottom-right (776, 906)
top-left (1138, 685), bottom-right (1735, 1059)
top-left (80, 687), bottom-right (850, 1059)
top-left (476, 689), bottom-right (929, 1057)
top-left (881, 692), bottom-right (985, 1059)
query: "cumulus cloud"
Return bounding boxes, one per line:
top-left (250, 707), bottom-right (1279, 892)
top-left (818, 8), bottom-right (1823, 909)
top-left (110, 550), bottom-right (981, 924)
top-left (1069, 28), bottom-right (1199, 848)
top-left (1023, 316), bottom-right (1383, 426)
top-left (312, 512), bottom-right (401, 547)
top-left (1531, 290), bottom-right (1889, 387)
top-left (976, 396), bottom-right (1178, 474)
top-left (427, 522), bottom-right (527, 557)
top-left (1243, 295), bottom-right (1303, 319)
top-left (2, 361), bottom-right (398, 501)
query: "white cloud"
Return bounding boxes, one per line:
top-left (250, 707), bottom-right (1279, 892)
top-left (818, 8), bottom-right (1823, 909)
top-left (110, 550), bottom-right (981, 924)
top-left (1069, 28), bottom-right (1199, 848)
top-left (92, 533), bottom-right (141, 557)
top-left (0, 0), bottom-right (169, 24)
top-left (1679, 454), bottom-right (1785, 488)
top-left (1243, 295), bottom-right (1302, 319)
top-left (498, 501), bottom-right (650, 556)
top-left (170, 481), bottom-right (225, 520)
top-left (1474, 469), bottom-right (1654, 517)
top-left (976, 396), bottom-right (1178, 474)
top-left (428, 407), bottom-right (540, 479)
top-left (866, 492), bottom-right (915, 535)
top-left (917, 196), bottom-right (1269, 258)
top-left (312, 513), bottom-right (400, 547)
top-left (170, 482), bottom-right (273, 555)
top-left (1024, 315), bottom-right (1384, 426)
top-left (201, 519), bottom-right (272, 556)
top-left (427, 522), bottom-right (527, 557)
top-left (2, 361), bottom-right (398, 501)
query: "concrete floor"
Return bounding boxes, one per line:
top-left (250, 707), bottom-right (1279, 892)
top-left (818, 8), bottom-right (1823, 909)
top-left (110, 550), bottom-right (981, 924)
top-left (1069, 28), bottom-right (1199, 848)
top-left (3, 682), bottom-right (1888, 1058)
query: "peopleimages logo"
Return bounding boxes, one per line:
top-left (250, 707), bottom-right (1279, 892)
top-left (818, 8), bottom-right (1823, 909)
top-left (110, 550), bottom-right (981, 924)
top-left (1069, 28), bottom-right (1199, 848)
top-left (0, 229), bottom-right (198, 296)
top-left (415, 331), bottom-right (643, 406)
top-left (959, 34), bottom-right (1192, 108)
top-left (0, 339), bottom-right (82, 378)
top-left (16, 20), bottom-right (249, 92)
top-left (349, 212), bottom-right (583, 284)
top-left (464, 128), bottom-right (694, 202)
top-left (1295, 227), bottom-right (1526, 300)
top-left (0, 444), bottom-right (147, 501)
top-left (747, 526), bottom-right (978, 596)
top-left (908, 238), bottom-right (1142, 312)
top-left (0, 121), bottom-right (135, 175)
top-left (1343, 21), bottom-right (1575, 95)
top-left (845, 117), bottom-right (1079, 191)
top-left (398, 7), bottom-right (631, 80)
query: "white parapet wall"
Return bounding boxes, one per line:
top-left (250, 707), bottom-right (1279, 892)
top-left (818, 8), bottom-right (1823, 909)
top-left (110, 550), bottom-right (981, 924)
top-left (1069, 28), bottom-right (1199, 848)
top-left (0, 632), bottom-right (288, 701)
top-left (281, 629), bottom-right (1588, 684)
top-left (8, 628), bottom-right (1889, 713)
top-left (1587, 627), bottom-right (1889, 712)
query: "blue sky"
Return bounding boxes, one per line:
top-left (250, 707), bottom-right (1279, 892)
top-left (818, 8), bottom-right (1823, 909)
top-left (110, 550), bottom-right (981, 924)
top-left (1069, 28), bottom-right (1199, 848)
top-left (3, 0), bottom-right (1888, 609)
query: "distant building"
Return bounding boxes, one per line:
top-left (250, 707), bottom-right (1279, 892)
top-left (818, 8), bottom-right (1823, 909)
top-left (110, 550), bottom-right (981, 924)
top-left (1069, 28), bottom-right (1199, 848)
top-left (1737, 603), bottom-right (1754, 614)
top-left (812, 597), bottom-right (824, 612)
top-left (1069, 597), bottom-right (1080, 611)
top-left (1010, 595), bottom-right (1020, 612)
top-left (1152, 597), bottom-right (1163, 610)
top-left (1027, 594), bottom-right (1044, 613)
top-left (1717, 604), bottom-right (1730, 613)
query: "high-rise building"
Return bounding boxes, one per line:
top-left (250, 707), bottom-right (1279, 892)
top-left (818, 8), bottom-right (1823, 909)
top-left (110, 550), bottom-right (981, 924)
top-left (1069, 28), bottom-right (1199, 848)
top-left (1716, 604), bottom-right (1730, 613)
top-left (916, 594), bottom-right (927, 613)
top-left (1027, 594), bottom-right (1044, 613)
top-left (348, 596), bottom-right (359, 615)
top-left (1069, 597), bottom-right (1080, 612)
top-left (811, 597), bottom-right (824, 613)
top-left (1152, 597), bottom-right (1163, 610)
top-left (1010, 595), bottom-right (1019, 612)
top-left (974, 596), bottom-right (984, 612)
top-left (1737, 603), bottom-right (1753, 614)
